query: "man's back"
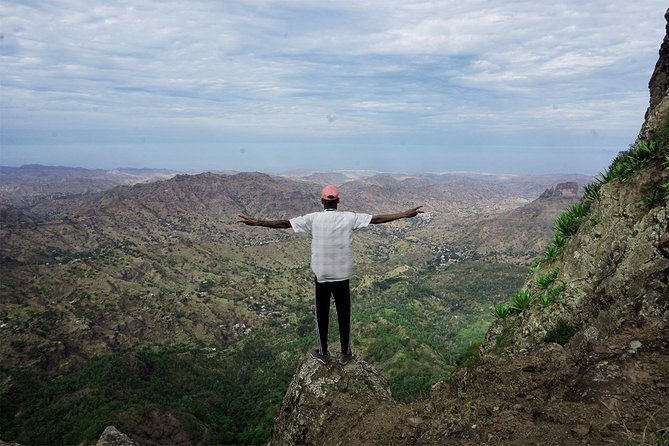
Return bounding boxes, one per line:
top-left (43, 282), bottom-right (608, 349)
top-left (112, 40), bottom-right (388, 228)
top-left (290, 209), bottom-right (372, 283)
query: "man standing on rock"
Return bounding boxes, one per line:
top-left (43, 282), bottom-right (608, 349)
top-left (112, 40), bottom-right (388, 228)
top-left (238, 185), bottom-right (423, 365)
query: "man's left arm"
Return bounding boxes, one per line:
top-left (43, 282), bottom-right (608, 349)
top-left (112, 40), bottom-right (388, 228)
top-left (370, 206), bottom-right (423, 224)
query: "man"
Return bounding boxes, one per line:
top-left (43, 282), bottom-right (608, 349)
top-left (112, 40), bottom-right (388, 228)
top-left (238, 184), bottom-right (423, 365)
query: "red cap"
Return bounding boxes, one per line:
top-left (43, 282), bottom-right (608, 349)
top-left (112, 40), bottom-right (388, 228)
top-left (321, 185), bottom-right (339, 201)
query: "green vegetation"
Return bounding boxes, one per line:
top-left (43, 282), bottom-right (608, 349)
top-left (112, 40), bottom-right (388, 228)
top-left (537, 269), bottom-right (559, 290)
top-left (646, 187), bottom-right (666, 206)
top-left (495, 271), bottom-right (564, 317)
top-left (538, 283), bottom-right (565, 309)
top-left (535, 203), bottom-right (586, 267)
top-left (353, 261), bottom-right (525, 401)
top-left (455, 342), bottom-right (481, 369)
top-left (509, 290), bottom-right (534, 313)
top-left (599, 141), bottom-right (668, 183)
top-left (1, 258), bottom-right (526, 443)
top-left (492, 303), bottom-right (511, 319)
top-left (583, 182), bottom-right (601, 202)
top-left (555, 203), bottom-right (586, 238)
top-left (543, 319), bottom-right (581, 345)
top-left (1, 332), bottom-right (310, 445)
top-left (531, 139), bottom-right (669, 272)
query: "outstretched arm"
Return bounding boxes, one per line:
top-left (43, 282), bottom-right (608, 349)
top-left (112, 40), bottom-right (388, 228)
top-left (371, 206), bottom-right (423, 224)
top-left (238, 215), bottom-right (291, 229)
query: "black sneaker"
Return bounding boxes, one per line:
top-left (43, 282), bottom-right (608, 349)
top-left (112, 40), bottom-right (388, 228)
top-left (311, 349), bottom-right (329, 364)
top-left (339, 353), bottom-right (353, 365)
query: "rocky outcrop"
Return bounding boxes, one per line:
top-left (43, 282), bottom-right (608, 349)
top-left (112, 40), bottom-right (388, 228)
top-left (95, 426), bottom-right (139, 446)
top-left (538, 182), bottom-right (579, 199)
top-left (648, 9), bottom-right (669, 114)
top-left (0, 426), bottom-right (138, 446)
top-left (637, 8), bottom-right (669, 144)
top-left (269, 353), bottom-right (397, 446)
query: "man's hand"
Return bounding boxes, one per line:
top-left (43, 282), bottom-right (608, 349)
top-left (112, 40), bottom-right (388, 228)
top-left (402, 206), bottom-right (424, 218)
top-left (238, 214), bottom-right (258, 226)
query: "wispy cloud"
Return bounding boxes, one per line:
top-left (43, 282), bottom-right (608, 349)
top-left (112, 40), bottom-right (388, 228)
top-left (0, 0), bottom-right (666, 173)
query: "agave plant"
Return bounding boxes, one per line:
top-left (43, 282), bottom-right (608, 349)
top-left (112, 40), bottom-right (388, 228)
top-left (509, 290), bottom-right (534, 313)
top-left (491, 303), bottom-right (511, 319)
top-left (583, 182), bottom-right (601, 202)
top-left (544, 244), bottom-right (560, 263)
top-left (555, 203), bottom-right (586, 238)
top-left (552, 233), bottom-right (567, 250)
top-left (551, 283), bottom-right (566, 297)
top-left (646, 187), bottom-right (665, 206)
top-left (537, 269), bottom-right (559, 290)
top-left (538, 294), bottom-right (553, 308)
top-left (598, 141), bottom-right (665, 184)
top-left (620, 155), bottom-right (649, 177)
top-left (635, 140), bottom-right (662, 158)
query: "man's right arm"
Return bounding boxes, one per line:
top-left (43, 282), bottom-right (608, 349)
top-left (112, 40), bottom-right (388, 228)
top-left (238, 215), bottom-right (291, 229)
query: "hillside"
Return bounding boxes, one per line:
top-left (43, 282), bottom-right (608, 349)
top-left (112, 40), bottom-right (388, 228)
top-left (0, 165), bottom-right (179, 206)
top-left (270, 10), bottom-right (669, 446)
top-left (452, 182), bottom-right (583, 262)
top-left (0, 159), bottom-right (585, 444)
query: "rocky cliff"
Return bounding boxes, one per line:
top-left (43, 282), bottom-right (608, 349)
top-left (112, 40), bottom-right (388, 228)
top-left (270, 9), bottom-right (669, 446)
top-left (269, 354), bottom-right (397, 446)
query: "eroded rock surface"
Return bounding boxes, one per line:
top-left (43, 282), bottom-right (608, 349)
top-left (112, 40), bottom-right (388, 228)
top-left (269, 353), bottom-right (397, 446)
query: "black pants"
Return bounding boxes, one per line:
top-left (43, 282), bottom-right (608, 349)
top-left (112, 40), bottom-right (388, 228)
top-left (314, 279), bottom-right (351, 356)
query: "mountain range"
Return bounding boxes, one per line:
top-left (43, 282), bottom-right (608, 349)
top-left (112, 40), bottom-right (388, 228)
top-left (0, 160), bottom-right (590, 444)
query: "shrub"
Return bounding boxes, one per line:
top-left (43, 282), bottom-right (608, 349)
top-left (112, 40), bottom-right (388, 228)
top-left (537, 269), bottom-right (559, 290)
top-left (646, 187), bottom-right (665, 207)
top-left (583, 182), bottom-right (601, 202)
top-left (529, 257), bottom-right (543, 275)
top-left (663, 180), bottom-right (669, 190)
top-left (509, 290), bottom-right (533, 313)
top-left (600, 141), bottom-right (667, 183)
top-left (538, 294), bottom-right (552, 308)
top-left (551, 233), bottom-right (567, 250)
top-left (491, 303), bottom-right (511, 319)
top-left (555, 203), bottom-right (586, 238)
top-left (455, 342), bottom-right (481, 369)
top-left (538, 283), bottom-right (565, 309)
top-left (544, 244), bottom-right (561, 263)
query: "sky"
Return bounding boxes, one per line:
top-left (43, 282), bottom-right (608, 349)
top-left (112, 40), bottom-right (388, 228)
top-left (1, 0), bottom-right (667, 175)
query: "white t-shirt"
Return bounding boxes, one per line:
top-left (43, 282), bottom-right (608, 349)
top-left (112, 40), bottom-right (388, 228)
top-left (290, 209), bottom-right (372, 283)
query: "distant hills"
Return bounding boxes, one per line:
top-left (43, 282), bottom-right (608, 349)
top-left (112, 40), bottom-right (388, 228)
top-left (0, 164), bottom-right (181, 206)
top-left (0, 165), bottom-right (593, 444)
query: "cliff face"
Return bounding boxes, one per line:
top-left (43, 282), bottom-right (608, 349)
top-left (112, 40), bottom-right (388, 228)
top-left (271, 9), bottom-right (669, 446)
top-left (481, 7), bottom-right (669, 355)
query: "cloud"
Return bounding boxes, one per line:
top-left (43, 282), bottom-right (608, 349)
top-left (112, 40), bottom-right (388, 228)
top-left (1, 0), bottom-right (667, 172)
